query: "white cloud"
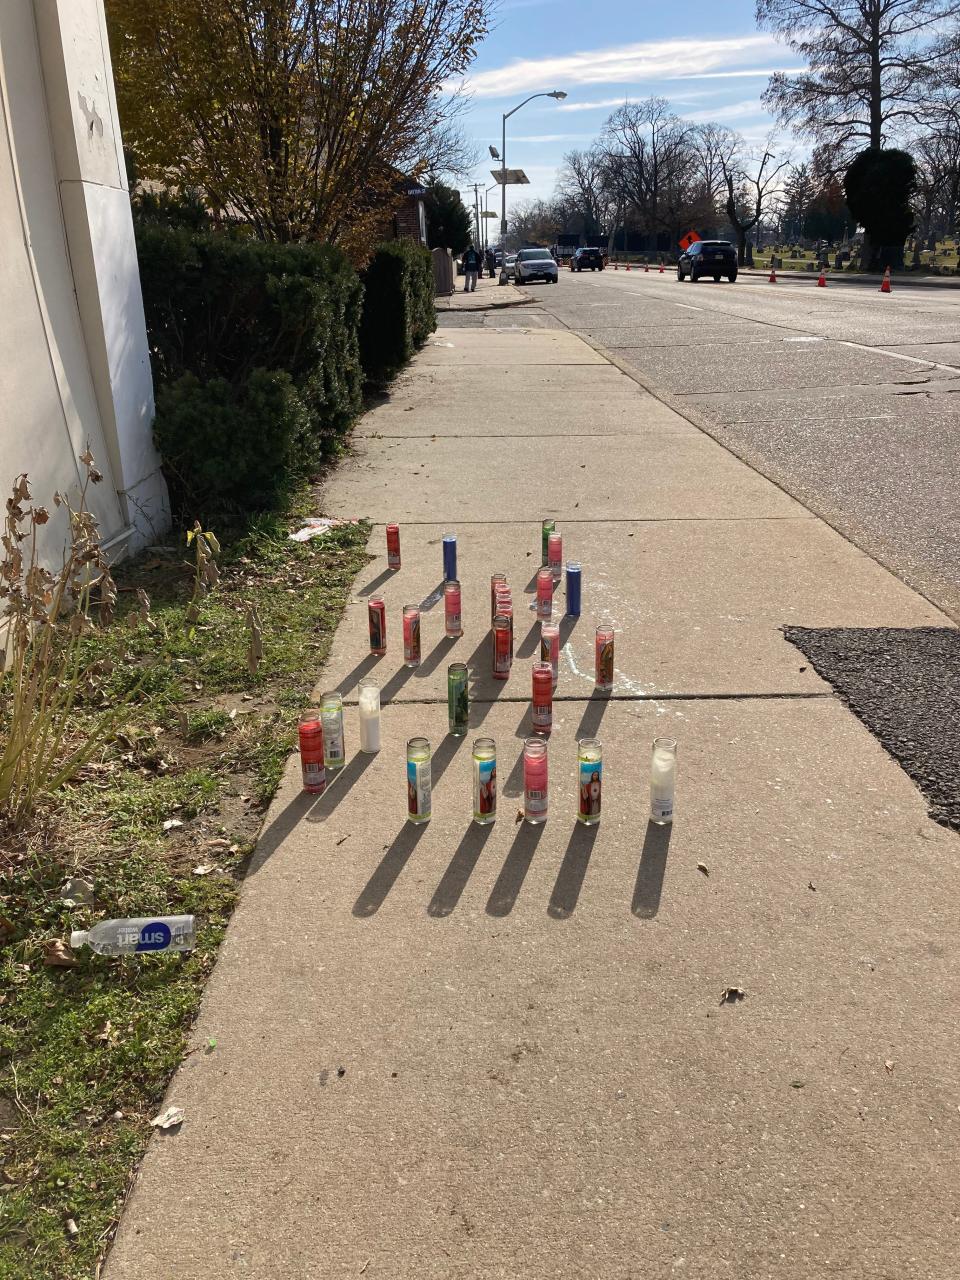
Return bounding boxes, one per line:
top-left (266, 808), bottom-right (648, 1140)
top-left (558, 97), bottom-right (635, 113)
top-left (680, 99), bottom-right (766, 124)
top-left (509, 133), bottom-right (595, 142)
top-left (666, 67), bottom-right (805, 80)
top-left (449, 34), bottom-right (784, 99)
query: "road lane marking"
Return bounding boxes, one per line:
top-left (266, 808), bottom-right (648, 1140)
top-left (674, 303), bottom-right (703, 311)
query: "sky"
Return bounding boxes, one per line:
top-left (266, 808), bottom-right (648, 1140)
top-left (451, 0), bottom-right (805, 224)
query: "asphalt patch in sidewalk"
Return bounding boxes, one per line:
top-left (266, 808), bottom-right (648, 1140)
top-left (437, 312), bottom-right (487, 327)
top-left (784, 626), bottom-right (960, 831)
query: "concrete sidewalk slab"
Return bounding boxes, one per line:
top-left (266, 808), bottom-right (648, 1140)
top-left (318, 519), bottom-right (950, 703)
top-left (104, 323), bottom-right (960, 1280)
top-left (105, 696), bottom-right (960, 1280)
top-left (423, 329), bottom-right (608, 366)
top-left (324, 434), bottom-right (807, 524)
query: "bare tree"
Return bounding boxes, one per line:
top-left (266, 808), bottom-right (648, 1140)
top-left (721, 140), bottom-right (791, 264)
top-left (689, 124), bottom-right (739, 215)
top-left (557, 146), bottom-right (613, 239)
top-left (756, 0), bottom-right (960, 153)
top-left (601, 99), bottom-right (697, 241)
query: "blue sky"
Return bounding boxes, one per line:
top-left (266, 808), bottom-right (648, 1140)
top-left (451, 0), bottom-right (805, 216)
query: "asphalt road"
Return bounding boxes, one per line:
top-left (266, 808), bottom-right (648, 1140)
top-left (511, 269), bottom-right (960, 623)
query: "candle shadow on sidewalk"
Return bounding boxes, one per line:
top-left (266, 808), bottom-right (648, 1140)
top-left (548, 823), bottom-right (598, 919)
top-left (353, 821), bottom-right (428, 917)
top-left (419, 581), bottom-right (446, 611)
top-left (416, 635), bottom-right (457, 678)
top-left (380, 662), bottom-right (419, 704)
top-left (306, 751), bottom-right (377, 821)
top-left (358, 567), bottom-right (397, 596)
top-left (516, 620), bottom-right (541, 659)
top-left (559, 615), bottom-right (579, 645)
top-left (631, 821), bottom-right (672, 919)
top-left (334, 652), bottom-right (382, 696)
top-left (246, 787), bottom-right (324, 877)
top-left (428, 823), bottom-right (494, 917)
top-left (431, 731), bottom-right (468, 783)
top-left (575, 692), bottom-right (611, 740)
top-left (486, 821), bottom-right (544, 917)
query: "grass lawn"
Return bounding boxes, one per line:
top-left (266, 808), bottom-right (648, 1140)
top-left (0, 504), bottom-right (370, 1278)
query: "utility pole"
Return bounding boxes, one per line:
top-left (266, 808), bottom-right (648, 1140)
top-left (473, 183), bottom-right (482, 248)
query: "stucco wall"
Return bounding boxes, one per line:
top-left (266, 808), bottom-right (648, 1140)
top-left (0, 0), bottom-right (168, 559)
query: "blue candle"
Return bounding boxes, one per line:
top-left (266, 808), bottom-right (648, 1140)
top-left (442, 532), bottom-right (457, 582)
top-left (565, 562), bottom-right (582, 616)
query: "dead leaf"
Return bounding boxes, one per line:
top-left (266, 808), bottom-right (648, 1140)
top-left (192, 864), bottom-right (215, 877)
top-left (884, 1059), bottom-right (895, 1073)
top-left (696, 862), bottom-right (709, 877)
top-left (60, 877), bottom-right (95, 906)
top-left (515, 809), bottom-right (524, 824)
top-left (203, 838), bottom-right (232, 850)
top-left (43, 939), bottom-right (77, 968)
top-left (0, 915), bottom-right (15, 943)
top-left (150, 1105), bottom-right (185, 1130)
top-left (719, 986), bottom-right (746, 1006)
top-left (162, 819), bottom-right (183, 833)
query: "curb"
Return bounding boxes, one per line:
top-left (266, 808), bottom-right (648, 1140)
top-left (435, 296), bottom-right (537, 313)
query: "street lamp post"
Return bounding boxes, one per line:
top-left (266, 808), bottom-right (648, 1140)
top-left (499, 90), bottom-right (566, 246)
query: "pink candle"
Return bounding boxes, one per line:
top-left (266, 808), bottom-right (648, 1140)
top-left (523, 737), bottom-right (548, 823)
top-left (536, 568), bottom-right (553, 620)
top-left (547, 531), bottom-right (563, 581)
top-left (540, 622), bottom-right (560, 690)
top-left (444, 580), bottom-right (462, 637)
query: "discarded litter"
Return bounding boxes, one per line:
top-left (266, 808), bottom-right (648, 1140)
top-left (719, 987), bottom-right (746, 1005)
top-left (151, 1105), bottom-right (185, 1129)
top-left (70, 915), bottom-right (196, 956)
top-left (288, 516), bottom-right (358, 543)
top-left (697, 862), bottom-right (710, 877)
top-left (162, 818), bottom-right (183, 833)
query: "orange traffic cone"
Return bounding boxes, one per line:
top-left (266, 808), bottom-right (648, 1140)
top-left (880, 266), bottom-right (891, 293)
top-left (659, 262), bottom-right (664, 273)
top-left (768, 267), bottom-right (777, 283)
top-left (817, 268), bottom-right (827, 287)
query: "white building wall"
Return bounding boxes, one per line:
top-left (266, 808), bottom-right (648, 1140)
top-left (0, 0), bottom-right (168, 558)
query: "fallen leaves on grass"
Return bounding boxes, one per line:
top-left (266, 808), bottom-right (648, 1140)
top-left (42, 939), bottom-right (77, 967)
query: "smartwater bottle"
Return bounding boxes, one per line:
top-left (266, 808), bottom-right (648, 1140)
top-left (70, 915), bottom-right (196, 956)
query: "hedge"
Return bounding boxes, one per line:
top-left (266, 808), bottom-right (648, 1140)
top-left (137, 227), bottom-right (364, 517)
top-left (359, 240), bottom-right (436, 385)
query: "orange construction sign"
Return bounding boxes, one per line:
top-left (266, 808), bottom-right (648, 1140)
top-left (678, 229), bottom-right (702, 252)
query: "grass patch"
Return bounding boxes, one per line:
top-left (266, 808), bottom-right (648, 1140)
top-left (0, 509), bottom-right (370, 1279)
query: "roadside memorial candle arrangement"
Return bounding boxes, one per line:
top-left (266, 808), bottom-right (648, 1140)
top-left (298, 520), bottom-right (678, 828)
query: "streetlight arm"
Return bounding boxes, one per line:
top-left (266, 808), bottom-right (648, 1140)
top-left (499, 89), bottom-right (566, 244)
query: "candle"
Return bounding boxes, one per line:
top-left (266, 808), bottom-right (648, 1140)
top-left (650, 737), bottom-right (677, 825)
top-left (473, 736), bottom-right (497, 825)
top-left (595, 625), bottom-right (614, 693)
top-left (298, 709), bottom-right (325, 794)
top-left (531, 662), bottom-right (553, 735)
top-left (320, 691), bottom-right (345, 771)
top-left (444, 579), bottom-right (462, 638)
top-left (547, 531), bottom-right (562, 581)
top-left (442, 532), bottom-right (457, 582)
top-left (358, 678), bottom-right (381, 753)
top-left (541, 518), bottom-right (555, 565)
top-left (407, 737), bottom-right (432, 823)
top-left (402, 605), bottom-right (421, 667)
top-left (577, 738), bottom-right (602, 826)
top-left (536, 568), bottom-right (553, 620)
top-left (565, 562), bottom-right (581, 616)
top-left (523, 737), bottom-right (548, 824)
top-left (540, 622), bottom-right (560, 690)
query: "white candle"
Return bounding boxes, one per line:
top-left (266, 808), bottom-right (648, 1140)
top-left (358, 681), bottom-right (381, 753)
top-left (650, 737), bottom-right (677, 825)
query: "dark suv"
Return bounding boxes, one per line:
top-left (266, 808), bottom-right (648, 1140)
top-left (571, 246), bottom-right (605, 271)
top-left (677, 240), bottom-right (738, 283)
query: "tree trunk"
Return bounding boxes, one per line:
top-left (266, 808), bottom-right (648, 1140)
top-left (869, 3), bottom-right (883, 147)
top-left (736, 229), bottom-right (746, 265)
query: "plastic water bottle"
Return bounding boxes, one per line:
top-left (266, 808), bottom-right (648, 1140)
top-left (70, 915), bottom-right (196, 956)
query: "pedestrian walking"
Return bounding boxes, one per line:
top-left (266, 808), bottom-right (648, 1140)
top-left (485, 248), bottom-right (496, 278)
top-left (462, 243), bottom-right (481, 293)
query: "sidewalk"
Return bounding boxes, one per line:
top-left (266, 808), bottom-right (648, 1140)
top-left (105, 326), bottom-right (960, 1278)
top-left (435, 271), bottom-right (530, 310)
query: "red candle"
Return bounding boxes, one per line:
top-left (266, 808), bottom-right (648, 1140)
top-left (523, 737), bottom-right (548, 823)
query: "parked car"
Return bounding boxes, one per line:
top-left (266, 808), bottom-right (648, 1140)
top-left (571, 247), bottom-right (605, 272)
top-left (677, 240), bottom-right (738, 282)
top-left (515, 247), bottom-right (559, 284)
top-left (498, 253), bottom-right (518, 285)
